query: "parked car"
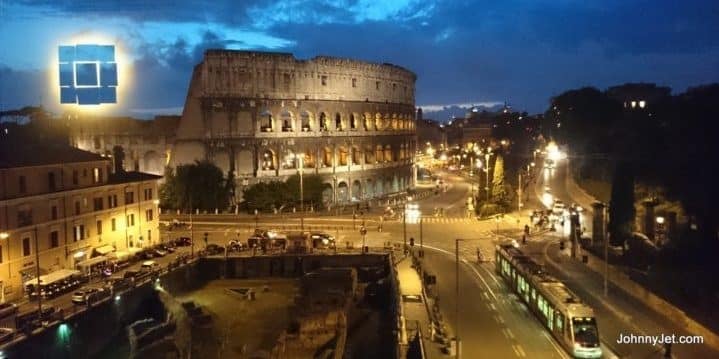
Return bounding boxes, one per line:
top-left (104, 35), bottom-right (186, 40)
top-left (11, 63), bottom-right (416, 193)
top-left (71, 287), bottom-right (106, 305)
top-left (140, 260), bottom-right (160, 272)
top-left (0, 302), bottom-right (18, 320)
top-left (152, 248), bottom-right (168, 257)
top-left (310, 232), bottom-right (335, 248)
top-left (123, 270), bottom-right (152, 283)
top-left (159, 243), bottom-right (176, 253)
top-left (174, 237), bottom-right (192, 246)
top-left (227, 240), bottom-right (246, 252)
top-left (205, 244), bottom-right (225, 255)
top-left (138, 249), bottom-right (155, 260)
top-left (0, 327), bottom-right (16, 344)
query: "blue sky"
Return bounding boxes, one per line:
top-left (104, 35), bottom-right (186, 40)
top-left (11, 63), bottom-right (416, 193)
top-left (1, 0), bottom-right (718, 119)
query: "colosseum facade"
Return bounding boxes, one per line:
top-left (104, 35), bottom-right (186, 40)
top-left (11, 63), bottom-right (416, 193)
top-left (172, 50), bottom-right (418, 204)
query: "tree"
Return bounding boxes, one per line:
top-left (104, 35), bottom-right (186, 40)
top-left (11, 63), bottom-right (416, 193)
top-left (159, 161), bottom-right (231, 211)
top-left (608, 161), bottom-right (635, 247)
top-left (491, 155), bottom-right (506, 202)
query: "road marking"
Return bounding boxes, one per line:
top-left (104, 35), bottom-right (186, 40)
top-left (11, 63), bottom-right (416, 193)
top-left (482, 292), bottom-right (490, 301)
top-left (419, 243), bottom-right (498, 301)
top-left (504, 328), bottom-right (515, 340)
top-left (489, 303), bottom-right (496, 311)
top-left (513, 344), bottom-right (526, 357)
top-left (478, 263), bottom-right (502, 286)
top-left (542, 331), bottom-right (570, 359)
top-left (494, 314), bottom-right (504, 324)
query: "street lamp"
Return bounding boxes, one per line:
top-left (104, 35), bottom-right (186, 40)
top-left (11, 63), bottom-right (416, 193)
top-left (455, 238), bottom-right (464, 358)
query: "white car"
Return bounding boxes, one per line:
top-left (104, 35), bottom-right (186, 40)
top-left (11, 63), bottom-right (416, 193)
top-left (552, 200), bottom-right (566, 215)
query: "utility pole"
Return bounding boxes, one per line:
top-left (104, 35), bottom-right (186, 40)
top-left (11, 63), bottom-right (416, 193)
top-left (455, 238), bottom-right (462, 358)
top-left (604, 205), bottom-right (609, 297)
top-left (518, 171), bottom-right (522, 212)
top-left (299, 155), bottom-right (304, 231)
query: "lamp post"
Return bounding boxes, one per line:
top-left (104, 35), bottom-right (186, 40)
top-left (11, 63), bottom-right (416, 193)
top-left (484, 151), bottom-right (492, 202)
top-left (455, 238), bottom-right (463, 358)
top-left (297, 154), bottom-right (304, 231)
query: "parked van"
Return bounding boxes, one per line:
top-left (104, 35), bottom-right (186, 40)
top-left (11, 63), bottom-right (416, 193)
top-left (140, 260), bottom-right (159, 272)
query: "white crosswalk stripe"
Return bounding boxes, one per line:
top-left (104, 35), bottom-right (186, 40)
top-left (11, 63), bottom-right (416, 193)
top-left (420, 217), bottom-right (479, 224)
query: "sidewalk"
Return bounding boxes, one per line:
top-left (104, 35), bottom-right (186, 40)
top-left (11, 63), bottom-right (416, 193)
top-left (396, 255), bottom-right (446, 359)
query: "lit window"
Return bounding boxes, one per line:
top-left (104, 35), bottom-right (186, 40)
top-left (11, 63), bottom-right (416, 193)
top-left (631, 101), bottom-right (637, 108)
top-left (638, 100), bottom-right (646, 108)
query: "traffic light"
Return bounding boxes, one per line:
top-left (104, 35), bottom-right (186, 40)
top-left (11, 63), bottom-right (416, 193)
top-left (409, 237), bottom-right (415, 247)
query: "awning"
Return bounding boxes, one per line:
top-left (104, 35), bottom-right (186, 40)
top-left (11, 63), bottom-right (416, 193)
top-left (128, 247), bottom-right (142, 254)
top-left (24, 269), bottom-right (81, 287)
top-left (75, 256), bottom-right (108, 268)
top-left (108, 251), bottom-right (130, 260)
top-left (93, 245), bottom-right (115, 256)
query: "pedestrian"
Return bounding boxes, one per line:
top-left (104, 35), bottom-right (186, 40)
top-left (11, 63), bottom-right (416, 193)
top-left (522, 234), bottom-right (527, 244)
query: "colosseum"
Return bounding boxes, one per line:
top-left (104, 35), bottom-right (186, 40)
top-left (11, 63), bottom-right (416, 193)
top-left (171, 50), bottom-right (418, 204)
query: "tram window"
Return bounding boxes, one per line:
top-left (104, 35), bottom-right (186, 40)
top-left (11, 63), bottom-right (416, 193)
top-left (556, 313), bottom-right (564, 334)
top-left (531, 288), bottom-right (536, 302)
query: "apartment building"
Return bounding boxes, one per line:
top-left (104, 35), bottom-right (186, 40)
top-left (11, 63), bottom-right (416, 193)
top-left (0, 142), bottom-right (161, 301)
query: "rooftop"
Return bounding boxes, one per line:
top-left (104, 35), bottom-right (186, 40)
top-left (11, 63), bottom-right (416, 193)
top-left (0, 142), bottom-right (105, 169)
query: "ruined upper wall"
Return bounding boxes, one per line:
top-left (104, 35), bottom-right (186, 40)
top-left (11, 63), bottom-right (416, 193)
top-left (197, 50), bottom-right (416, 106)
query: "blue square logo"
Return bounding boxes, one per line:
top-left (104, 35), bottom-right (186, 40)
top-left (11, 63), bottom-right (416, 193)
top-left (59, 44), bottom-right (117, 105)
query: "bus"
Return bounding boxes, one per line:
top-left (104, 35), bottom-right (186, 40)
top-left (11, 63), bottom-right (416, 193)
top-left (23, 269), bottom-right (84, 300)
top-left (495, 244), bottom-right (602, 359)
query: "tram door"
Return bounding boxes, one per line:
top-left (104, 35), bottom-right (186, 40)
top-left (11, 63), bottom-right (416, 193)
top-left (547, 308), bottom-right (554, 330)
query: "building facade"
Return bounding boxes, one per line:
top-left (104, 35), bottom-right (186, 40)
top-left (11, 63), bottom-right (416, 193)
top-left (0, 143), bottom-right (160, 301)
top-left (172, 50), bottom-right (418, 203)
top-left (68, 115), bottom-right (180, 176)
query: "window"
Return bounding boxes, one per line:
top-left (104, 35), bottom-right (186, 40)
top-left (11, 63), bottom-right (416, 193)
top-left (93, 167), bottom-right (101, 183)
top-left (111, 218), bottom-right (116, 231)
top-left (19, 176), bottom-right (26, 193)
top-left (48, 172), bottom-right (56, 191)
top-left (147, 230), bottom-right (152, 243)
top-left (50, 231), bottom-right (59, 248)
top-left (375, 81), bottom-right (380, 90)
top-left (352, 78), bottom-right (357, 88)
top-left (22, 238), bottom-right (31, 257)
top-left (17, 208), bottom-right (33, 226)
top-left (125, 191), bottom-right (134, 205)
top-left (75, 201), bottom-right (81, 215)
top-left (93, 136), bottom-right (101, 149)
top-left (321, 75), bottom-right (327, 86)
top-left (127, 214), bottom-right (135, 227)
top-left (145, 209), bottom-right (153, 221)
top-left (108, 194), bottom-right (118, 208)
top-left (73, 224), bottom-right (85, 241)
top-left (72, 170), bottom-right (79, 185)
top-left (392, 83), bottom-right (396, 91)
top-left (144, 188), bottom-right (153, 201)
top-left (83, 169), bottom-right (88, 177)
top-left (96, 220), bottom-right (102, 235)
top-left (93, 197), bottom-right (103, 211)
top-left (51, 205), bottom-right (58, 220)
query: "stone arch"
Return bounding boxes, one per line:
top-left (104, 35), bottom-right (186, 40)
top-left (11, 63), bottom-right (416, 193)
top-left (383, 113), bottom-right (391, 130)
top-left (322, 147), bottom-right (333, 167)
top-left (337, 181), bottom-right (349, 202)
top-left (236, 149), bottom-right (253, 175)
top-left (280, 148), bottom-right (297, 169)
top-left (300, 111), bottom-right (313, 132)
top-left (338, 146), bottom-right (349, 166)
top-left (212, 150), bottom-right (231, 175)
top-left (142, 150), bottom-right (163, 175)
top-left (363, 112), bottom-right (372, 131)
top-left (399, 144), bottom-right (405, 160)
top-left (322, 183), bottom-right (334, 203)
top-left (259, 109), bottom-right (273, 132)
top-left (351, 146), bottom-right (361, 165)
top-left (384, 144), bottom-right (392, 162)
top-left (280, 110), bottom-right (294, 132)
top-left (319, 112), bottom-right (329, 131)
top-left (375, 145), bottom-right (384, 163)
top-left (374, 113), bottom-right (382, 130)
top-left (365, 145), bottom-right (374, 164)
top-left (375, 178), bottom-right (384, 196)
top-left (384, 177), bottom-right (393, 194)
top-left (352, 180), bottom-right (362, 200)
top-left (349, 113), bottom-right (359, 130)
top-left (260, 148), bottom-right (276, 170)
top-left (302, 149), bottom-right (316, 168)
top-left (392, 175), bottom-right (399, 193)
top-left (335, 112), bottom-right (344, 131)
top-left (365, 178), bottom-right (374, 198)
top-left (391, 114), bottom-right (398, 130)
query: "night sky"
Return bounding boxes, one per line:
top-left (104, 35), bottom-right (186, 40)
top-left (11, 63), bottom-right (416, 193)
top-left (1, 0), bottom-right (717, 119)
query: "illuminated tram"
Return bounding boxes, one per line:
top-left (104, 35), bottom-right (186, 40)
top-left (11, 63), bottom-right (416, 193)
top-left (495, 244), bottom-right (602, 359)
